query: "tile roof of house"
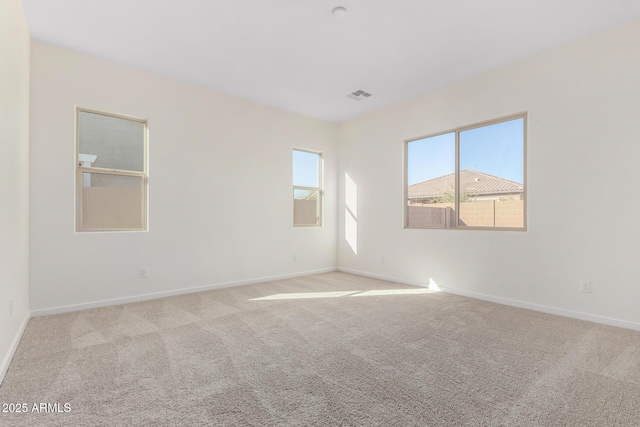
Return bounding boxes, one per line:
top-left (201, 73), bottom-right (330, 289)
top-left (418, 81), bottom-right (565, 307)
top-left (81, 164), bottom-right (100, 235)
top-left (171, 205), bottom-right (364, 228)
top-left (408, 170), bottom-right (524, 199)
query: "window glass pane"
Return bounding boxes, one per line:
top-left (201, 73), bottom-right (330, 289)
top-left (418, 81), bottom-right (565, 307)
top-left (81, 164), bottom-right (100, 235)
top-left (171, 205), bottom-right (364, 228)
top-left (406, 132), bottom-right (455, 228)
top-left (294, 189), bottom-right (320, 226)
top-left (293, 150), bottom-right (320, 188)
top-left (78, 111), bottom-right (145, 172)
top-left (458, 118), bottom-right (524, 228)
top-left (80, 172), bottom-right (143, 230)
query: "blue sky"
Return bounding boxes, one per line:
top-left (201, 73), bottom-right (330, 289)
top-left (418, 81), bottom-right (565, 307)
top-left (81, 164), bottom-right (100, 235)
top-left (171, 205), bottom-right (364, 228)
top-left (293, 149), bottom-right (320, 187)
top-left (407, 132), bottom-right (455, 186)
top-left (407, 118), bottom-right (524, 185)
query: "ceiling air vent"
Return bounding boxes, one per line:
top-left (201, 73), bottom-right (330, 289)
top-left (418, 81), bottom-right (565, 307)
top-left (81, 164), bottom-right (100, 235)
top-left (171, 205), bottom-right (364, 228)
top-left (347, 90), bottom-right (372, 101)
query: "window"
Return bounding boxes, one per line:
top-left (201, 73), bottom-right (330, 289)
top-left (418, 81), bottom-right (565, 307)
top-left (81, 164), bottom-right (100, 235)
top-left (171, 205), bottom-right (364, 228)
top-left (405, 113), bottom-right (526, 230)
top-left (76, 108), bottom-right (148, 232)
top-left (293, 149), bottom-right (323, 227)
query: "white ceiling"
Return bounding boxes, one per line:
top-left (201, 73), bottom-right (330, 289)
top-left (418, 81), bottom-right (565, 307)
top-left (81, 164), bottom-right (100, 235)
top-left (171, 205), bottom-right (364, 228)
top-left (22, 1), bottom-right (640, 122)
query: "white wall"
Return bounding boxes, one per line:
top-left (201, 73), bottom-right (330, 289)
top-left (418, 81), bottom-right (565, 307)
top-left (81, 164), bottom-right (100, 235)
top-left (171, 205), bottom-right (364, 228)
top-left (0, 0), bottom-right (30, 379)
top-left (29, 41), bottom-right (337, 313)
top-left (337, 18), bottom-right (640, 327)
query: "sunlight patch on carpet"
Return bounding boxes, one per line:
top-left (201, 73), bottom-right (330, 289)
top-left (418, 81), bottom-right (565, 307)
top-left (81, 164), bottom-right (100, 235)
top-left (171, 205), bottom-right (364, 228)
top-left (250, 288), bottom-right (437, 301)
top-left (250, 291), bottom-right (360, 301)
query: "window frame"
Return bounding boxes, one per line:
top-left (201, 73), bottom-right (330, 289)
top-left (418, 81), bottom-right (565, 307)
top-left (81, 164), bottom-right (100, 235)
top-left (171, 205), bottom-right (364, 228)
top-left (292, 148), bottom-right (324, 228)
top-left (404, 112), bottom-right (527, 231)
top-left (75, 107), bottom-right (149, 232)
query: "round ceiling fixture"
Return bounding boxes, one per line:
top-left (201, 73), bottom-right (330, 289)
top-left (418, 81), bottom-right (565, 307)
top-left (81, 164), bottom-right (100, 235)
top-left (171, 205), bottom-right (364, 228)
top-left (332, 6), bottom-right (347, 18)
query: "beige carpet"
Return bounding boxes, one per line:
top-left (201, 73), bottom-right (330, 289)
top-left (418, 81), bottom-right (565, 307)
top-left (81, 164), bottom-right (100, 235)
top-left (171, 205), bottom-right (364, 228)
top-left (1, 272), bottom-right (640, 426)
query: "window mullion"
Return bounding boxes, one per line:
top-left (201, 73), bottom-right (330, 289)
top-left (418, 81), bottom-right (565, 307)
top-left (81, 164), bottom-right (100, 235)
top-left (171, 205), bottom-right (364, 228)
top-left (78, 166), bottom-right (144, 177)
top-left (293, 185), bottom-right (321, 192)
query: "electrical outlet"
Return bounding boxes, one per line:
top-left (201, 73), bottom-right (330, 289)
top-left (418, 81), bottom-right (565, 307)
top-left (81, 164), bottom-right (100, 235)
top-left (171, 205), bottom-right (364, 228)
top-left (139, 268), bottom-right (148, 279)
top-left (292, 255), bottom-right (297, 262)
top-left (580, 280), bottom-right (592, 293)
top-left (380, 256), bottom-right (384, 264)
top-left (9, 299), bottom-right (13, 317)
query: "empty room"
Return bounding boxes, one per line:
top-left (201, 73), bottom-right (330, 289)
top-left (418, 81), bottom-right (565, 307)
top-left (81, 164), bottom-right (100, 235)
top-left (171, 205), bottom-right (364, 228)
top-left (2, 0), bottom-right (640, 425)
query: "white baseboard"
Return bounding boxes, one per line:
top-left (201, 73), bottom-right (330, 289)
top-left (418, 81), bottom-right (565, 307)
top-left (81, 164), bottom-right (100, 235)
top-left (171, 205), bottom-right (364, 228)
top-left (338, 268), bottom-right (431, 289)
top-left (31, 267), bottom-right (337, 317)
top-left (0, 313), bottom-right (30, 386)
top-left (338, 267), bottom-right (640, 332)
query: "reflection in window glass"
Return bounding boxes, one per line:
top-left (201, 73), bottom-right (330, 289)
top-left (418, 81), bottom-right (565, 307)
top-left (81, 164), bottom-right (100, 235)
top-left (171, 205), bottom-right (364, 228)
top-left (78, 111), bottom-right (145, 172)
top-left (76, 108), bottom-right (147, 232)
